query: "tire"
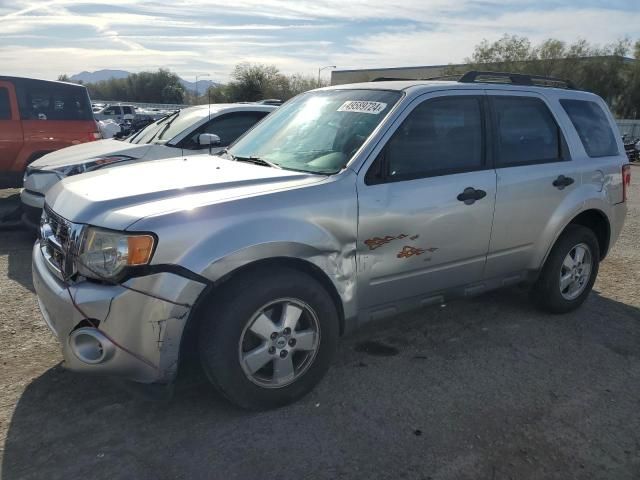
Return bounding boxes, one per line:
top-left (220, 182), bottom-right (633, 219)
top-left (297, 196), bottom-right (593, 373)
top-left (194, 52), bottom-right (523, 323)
top-left (532, 225), bottom-right (600, 314)
top-left (198, 266), bottom-right (339, 410)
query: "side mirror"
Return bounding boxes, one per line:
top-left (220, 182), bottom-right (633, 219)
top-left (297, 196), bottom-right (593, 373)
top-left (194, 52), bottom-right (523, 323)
top-left (198, 133), bottom-right (221, 146)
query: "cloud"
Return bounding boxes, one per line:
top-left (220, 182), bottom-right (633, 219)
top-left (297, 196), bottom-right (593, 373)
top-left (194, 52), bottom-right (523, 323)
top-left (0, 0), bottom-right (637, 82)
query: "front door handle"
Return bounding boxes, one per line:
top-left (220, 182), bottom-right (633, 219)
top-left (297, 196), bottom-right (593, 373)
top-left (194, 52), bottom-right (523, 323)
top-left (552, 175), bottom-right (574, 190)
top-left (457, 187), bottom-right (487, 205)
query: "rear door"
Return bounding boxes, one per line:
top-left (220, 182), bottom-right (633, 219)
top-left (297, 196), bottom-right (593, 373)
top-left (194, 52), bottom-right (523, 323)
top-left (357, 91), bottom-right (497, 309)
top-left (484, 91), bottom-right (580, 279)
top-left (17, 81), bottom-right (97, 162)
top-left (0, 81), bottom-right (24, 177)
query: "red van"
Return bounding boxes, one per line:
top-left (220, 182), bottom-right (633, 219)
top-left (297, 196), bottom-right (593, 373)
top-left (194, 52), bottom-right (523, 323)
top-left (0, 76), bottom-right (100, 188)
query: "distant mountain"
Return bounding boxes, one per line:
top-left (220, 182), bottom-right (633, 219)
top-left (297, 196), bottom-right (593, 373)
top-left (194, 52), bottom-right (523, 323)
top-left (70, 69), bottom-right (130, 83)
top-left (69, 69), bottom-right (219, 92)
top-left (180, 78), bottom-right (219, 92)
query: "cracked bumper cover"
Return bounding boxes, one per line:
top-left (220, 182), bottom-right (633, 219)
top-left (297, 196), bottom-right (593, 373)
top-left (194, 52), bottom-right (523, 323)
top-left (32, 242), bottom-right (206, 383)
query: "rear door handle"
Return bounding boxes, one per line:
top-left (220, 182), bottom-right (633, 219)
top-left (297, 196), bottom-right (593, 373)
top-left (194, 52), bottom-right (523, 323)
top-left (457, 187), bottom-right (487, 205)
top-left (552, 175), bottom-right (574, 190)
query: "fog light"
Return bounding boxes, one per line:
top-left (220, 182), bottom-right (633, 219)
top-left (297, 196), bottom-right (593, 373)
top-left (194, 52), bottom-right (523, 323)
top-left (69, 327), bottom-right (115, 364)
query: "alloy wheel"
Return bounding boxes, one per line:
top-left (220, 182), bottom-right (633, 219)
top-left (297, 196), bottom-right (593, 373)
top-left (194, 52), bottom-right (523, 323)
top-left (238, 298), bottom-right (321, 388)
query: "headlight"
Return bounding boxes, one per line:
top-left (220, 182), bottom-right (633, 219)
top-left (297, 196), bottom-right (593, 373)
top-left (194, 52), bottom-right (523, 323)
top-left (77, 227), bottom-right (155, 281)
top-left (53, 155), bottom-right (134, 177)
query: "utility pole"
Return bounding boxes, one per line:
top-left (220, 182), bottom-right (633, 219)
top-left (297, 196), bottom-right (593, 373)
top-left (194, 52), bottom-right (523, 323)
top-left (318, 65), bottom-right (336, 85)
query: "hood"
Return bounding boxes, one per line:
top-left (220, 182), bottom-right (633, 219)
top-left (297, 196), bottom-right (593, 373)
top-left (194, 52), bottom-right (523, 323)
top-left (30, 139), bottom-right (151, 169)
top-left (46, 155), bottom-right (326, 230)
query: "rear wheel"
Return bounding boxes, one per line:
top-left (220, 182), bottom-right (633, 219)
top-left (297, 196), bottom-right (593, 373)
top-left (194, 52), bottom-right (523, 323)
top-left (532, 225), bottom-right (600, 313)
top-left (198, 267), bottom-right (339, 410)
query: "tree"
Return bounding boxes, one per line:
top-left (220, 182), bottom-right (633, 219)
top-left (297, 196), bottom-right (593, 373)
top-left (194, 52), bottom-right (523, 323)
top-left (462, 35), bottom-right (640, 118)
top-left (200, 63), bottom-right (326, 105)
top-left (83, 69), bottom-right (186, 104)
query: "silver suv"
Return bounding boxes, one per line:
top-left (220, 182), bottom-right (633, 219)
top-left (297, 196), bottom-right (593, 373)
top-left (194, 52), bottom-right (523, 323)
top-left (33, 72), bottom-right (630, 410)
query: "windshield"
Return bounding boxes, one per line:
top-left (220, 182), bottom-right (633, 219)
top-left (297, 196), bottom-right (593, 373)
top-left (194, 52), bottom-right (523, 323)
top-left (228, 89), bottom-right (402, 174)
top-left (158, 107), bottom-right (212, 143)
top-left (126, 113), bottom-right (175, 144)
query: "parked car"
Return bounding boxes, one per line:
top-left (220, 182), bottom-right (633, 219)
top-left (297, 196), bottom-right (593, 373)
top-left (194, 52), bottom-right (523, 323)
top-left (0, 76), bottom-right (100, 188)
top-left (93, 104), bottom-right (137, 122)
top-left (21, 103), bottom-right (276, 227)
top-left (622, 135), bottom-right (639, 163)
top-left (33, 72), bottom-right (629, 410)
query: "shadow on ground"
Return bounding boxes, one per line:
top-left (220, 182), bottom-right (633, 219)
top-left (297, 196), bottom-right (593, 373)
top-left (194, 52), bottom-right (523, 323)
top-left (0, 227), bottom-right (35, 294)
top-left (3, 289), bottom-right (640, 480)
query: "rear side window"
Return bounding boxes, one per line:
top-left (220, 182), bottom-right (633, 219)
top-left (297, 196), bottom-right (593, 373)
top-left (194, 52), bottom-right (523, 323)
top-left (17, 81), bottom-right (93, 121)
top-left (122, 106), bottom-right (134, 115)
top-left (383, 96), bottom-right (484, 180)
top-left (493, 96), bottom-right (564, 166)
top-left (0, 88), bottom-right (10, 120)
top-left (560, 99), bottom-right (619, 157)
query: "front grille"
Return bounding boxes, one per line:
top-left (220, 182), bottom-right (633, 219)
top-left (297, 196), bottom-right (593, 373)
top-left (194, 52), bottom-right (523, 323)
top-left (40, 205), bottom-right (80, 280)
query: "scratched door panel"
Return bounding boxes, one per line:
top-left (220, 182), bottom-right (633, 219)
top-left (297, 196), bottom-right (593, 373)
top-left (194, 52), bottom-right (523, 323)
top-left (357, 170), bottom-right (496, 308)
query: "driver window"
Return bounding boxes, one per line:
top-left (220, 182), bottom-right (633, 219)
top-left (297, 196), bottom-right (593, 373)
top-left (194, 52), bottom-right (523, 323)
top-left (190, 112), bottom-right (267, 149)
top-left (382, 96), bottom-right (484, 181)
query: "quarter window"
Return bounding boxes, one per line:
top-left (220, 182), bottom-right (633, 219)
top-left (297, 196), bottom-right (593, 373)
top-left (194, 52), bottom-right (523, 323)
top-left (560, 99), bottom-right (618, 157)
top-left (0, 88), bottom-right (10, 120)
top-left (383, 96), bottom-right (484, 180)
top-left (493, 96), bottom-right (563, 166)
top-left (17, 83), bottom-right (93, 121)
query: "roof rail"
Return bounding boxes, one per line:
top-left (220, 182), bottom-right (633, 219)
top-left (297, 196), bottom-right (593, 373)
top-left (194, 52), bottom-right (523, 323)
top-left (370, 77), bottom-right (414, 82)
top-left (458, 71), bottom-right (577, 89)
top-left (423, 74), bottom-right (462, 81)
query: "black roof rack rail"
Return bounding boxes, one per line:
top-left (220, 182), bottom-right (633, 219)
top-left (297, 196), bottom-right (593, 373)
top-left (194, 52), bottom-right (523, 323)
top-left (423, 74), bottom-right (461, 81)
top-left (370, 77), bottom-right (415, 82)
top-left (458, 71), bottom-right (577, 89)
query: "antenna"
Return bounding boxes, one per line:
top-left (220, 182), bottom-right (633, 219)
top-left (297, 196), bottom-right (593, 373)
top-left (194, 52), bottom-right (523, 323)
top-left (208, 87), bottom-right (212, 155)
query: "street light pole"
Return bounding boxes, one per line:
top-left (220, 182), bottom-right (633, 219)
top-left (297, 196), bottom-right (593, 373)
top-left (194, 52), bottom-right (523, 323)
top-left (317, 65), bottom-right (336, 85)
top-left (195, 73), bottom-right (210, 103)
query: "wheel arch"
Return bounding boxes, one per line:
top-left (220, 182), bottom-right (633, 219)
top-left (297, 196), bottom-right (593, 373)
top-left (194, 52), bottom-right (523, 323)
top-left (541, 208), bottom-right (611, 266)
top-left (178, 256), bottom-right (349, 373)
top-left (565, 209), bottom-right (611, 260)
top-left (212, 256), bottom-right (347, 335)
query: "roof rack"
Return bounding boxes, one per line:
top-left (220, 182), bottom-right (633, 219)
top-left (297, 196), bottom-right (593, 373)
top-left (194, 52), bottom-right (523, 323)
top-left (370, 77), bottom-right (414, 82)
top-left (458, 71), bottom-right (577, 89)
top-left (423, 74), bottom-right (462, 81)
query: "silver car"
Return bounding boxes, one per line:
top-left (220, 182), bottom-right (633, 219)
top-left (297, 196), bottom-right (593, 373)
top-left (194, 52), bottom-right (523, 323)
top-left (33, 73), bottom-right (629, 410)
top-left (21, 103), bottom-right (276, 227)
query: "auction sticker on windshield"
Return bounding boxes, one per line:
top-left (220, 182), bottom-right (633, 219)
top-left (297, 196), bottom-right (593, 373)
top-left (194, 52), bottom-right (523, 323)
top-left (338, 101), bottom-right (387, 114)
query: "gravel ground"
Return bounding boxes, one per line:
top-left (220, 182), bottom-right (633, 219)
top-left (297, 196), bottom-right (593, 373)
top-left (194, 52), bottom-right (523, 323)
top-left (1, 170), bottom-right (639, 480)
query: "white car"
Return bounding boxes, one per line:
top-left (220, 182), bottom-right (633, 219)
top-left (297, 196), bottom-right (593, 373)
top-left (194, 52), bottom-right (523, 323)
top-left (21, 103), bottom-right (276, 227)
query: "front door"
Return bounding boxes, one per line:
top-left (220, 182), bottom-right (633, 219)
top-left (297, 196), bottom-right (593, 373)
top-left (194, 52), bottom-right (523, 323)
top-left (357, 92), bottom-right (497, 310)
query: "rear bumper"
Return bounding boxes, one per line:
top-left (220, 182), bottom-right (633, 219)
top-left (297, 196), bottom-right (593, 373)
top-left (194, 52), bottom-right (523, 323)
top-left (32, 241), bottom-right (206, 383)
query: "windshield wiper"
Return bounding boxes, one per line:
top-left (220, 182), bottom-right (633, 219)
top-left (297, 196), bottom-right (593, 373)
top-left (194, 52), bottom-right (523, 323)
top-left (149, 111), bottom-right (179, 144)
top-left (231, 154), bottom-right (281, 169)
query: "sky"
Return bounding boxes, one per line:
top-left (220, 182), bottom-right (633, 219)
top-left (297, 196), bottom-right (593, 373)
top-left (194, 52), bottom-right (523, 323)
top-left (0, 0), bottom-right (638, 83)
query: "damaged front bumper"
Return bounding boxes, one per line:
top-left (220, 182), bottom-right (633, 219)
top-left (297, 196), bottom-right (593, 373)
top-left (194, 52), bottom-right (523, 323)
top-left (32, 242), bottom-right (206, 383)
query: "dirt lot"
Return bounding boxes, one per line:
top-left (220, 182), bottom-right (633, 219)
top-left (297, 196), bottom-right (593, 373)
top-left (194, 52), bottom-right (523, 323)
top-left (1, 169), bottom-right (639, 480)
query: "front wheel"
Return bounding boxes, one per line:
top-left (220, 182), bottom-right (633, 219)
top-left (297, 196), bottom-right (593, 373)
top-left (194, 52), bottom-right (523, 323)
top-left (198, 267), bottom-right (339, 410)
top-left (532, 225), bottom-right (600, 313)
